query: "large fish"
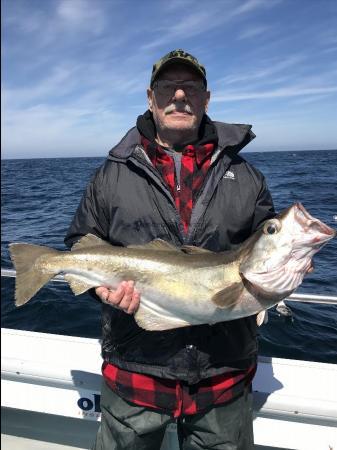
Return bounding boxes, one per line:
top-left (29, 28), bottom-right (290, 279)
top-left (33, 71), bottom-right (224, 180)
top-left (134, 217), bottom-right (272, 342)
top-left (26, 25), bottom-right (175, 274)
top-left (9, 203), bottom-right (335, 331)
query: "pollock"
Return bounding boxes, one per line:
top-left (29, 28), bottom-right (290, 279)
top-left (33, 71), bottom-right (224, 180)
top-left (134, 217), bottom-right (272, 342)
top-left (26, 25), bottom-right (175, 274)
top-left (9, 203), bottom-right (335, 331)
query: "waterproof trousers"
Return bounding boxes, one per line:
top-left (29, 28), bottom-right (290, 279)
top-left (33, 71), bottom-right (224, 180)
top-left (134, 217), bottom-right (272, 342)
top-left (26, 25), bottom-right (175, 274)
top-left (93, 380), bottom-right (254, 450)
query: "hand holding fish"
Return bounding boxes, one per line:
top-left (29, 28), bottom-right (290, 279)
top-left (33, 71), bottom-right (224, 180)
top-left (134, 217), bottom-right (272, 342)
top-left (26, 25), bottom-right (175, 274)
top-left (95, 281), bottom-right (140, 314)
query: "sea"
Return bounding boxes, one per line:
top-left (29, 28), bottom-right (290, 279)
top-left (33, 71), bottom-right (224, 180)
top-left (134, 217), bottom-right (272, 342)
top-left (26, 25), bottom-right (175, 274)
top-left (1, 150), bottom-right (337, 364)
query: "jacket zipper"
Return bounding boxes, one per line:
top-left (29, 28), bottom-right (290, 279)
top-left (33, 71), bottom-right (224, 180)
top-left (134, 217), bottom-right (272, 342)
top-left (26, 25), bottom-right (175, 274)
top-left (185, 153), bottom-right (232, 244)
top-left (130, 148), bottom-right (186, 240)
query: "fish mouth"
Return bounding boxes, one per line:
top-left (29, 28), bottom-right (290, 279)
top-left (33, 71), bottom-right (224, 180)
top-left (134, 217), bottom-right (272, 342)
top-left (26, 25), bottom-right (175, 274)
top-left (294, 203), bottom-right (336, 243)
top-left (240, 203), bottom-right (335, 296)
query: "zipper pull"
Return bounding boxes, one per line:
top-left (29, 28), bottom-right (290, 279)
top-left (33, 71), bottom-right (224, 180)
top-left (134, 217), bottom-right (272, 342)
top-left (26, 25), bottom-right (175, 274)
top-left (176, 183), bottom-right (181, 192)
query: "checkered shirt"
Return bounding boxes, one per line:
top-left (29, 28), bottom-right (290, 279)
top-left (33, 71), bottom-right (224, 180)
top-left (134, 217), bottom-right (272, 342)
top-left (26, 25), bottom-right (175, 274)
top-left (141, 136), bottom-right (214, 234)
top-left (103, 362), bottom-right (256, 418)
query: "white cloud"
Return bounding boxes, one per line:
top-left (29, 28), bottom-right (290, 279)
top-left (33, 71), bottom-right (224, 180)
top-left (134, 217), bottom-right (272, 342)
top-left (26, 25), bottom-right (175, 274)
top-left (4, 66), bottom-right (77, 107)
top-left (57, 0), bottom-right (107, 34)
top-left (140, 9), bottom-right (215, 50)
top-left (1, 102), bottom-right (130, 158)
top-left (212, 85), bottom-right (337, 102)
top-left (231, 0), bottom-right (281, 16)
top-left (141, 0), bottom-right (279, 50)
top-left (238, 24), bottom-right (271, 40)
top-left (216, 54), bottom-right (307, 86)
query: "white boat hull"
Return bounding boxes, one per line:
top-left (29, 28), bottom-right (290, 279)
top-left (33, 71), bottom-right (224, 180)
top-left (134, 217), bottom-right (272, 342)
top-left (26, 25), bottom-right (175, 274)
top-left (1, 328), bottom-right (337, 450)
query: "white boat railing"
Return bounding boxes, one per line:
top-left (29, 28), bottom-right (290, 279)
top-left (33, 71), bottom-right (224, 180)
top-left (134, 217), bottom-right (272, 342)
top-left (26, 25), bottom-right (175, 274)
top-left (2, 267), bottom-right (337, 305)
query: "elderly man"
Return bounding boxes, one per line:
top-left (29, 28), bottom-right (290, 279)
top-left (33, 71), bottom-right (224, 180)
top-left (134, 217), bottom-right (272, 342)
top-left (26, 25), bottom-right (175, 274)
top-left (65, 49), bottom-right (275, 450)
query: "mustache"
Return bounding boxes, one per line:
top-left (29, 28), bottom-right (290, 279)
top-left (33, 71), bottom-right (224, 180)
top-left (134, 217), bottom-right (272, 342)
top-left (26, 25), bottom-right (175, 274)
top-left (164, 103), bottom-right (193, 115)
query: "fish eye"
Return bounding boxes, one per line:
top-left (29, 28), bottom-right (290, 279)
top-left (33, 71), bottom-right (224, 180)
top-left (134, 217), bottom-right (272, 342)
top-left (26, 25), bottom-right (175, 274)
top-left (263, 219), bottom-right (281, 235)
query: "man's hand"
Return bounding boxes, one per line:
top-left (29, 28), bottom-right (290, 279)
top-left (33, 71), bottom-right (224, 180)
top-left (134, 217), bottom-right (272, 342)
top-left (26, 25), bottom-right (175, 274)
top-left (307, 263), bottom-right (314, 273)
top-left (95, 281), bottom-right (140, 314)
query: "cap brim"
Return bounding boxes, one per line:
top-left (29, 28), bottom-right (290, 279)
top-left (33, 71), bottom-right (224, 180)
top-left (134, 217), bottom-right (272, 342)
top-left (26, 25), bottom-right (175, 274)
top-left (151, 58), bottom-right (206, 86)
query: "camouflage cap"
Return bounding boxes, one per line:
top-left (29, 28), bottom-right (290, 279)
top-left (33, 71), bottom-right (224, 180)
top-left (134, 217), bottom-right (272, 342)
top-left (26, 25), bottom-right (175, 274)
top-left (150, 49), bottom-right (207, 88)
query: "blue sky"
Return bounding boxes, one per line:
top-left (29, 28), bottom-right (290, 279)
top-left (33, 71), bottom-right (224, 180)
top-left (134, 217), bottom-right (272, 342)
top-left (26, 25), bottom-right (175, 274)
top-left (2, 0), bottom-right (337, 159)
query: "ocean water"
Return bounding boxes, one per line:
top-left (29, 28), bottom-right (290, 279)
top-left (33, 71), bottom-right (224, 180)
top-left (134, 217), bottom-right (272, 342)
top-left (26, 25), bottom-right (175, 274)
top-left (1, 150), bottom-right (337, 363)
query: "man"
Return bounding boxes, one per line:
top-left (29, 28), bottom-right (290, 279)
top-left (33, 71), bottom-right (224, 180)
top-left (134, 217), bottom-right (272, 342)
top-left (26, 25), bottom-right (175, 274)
top-left (65, 49), bottom-right (275, 449)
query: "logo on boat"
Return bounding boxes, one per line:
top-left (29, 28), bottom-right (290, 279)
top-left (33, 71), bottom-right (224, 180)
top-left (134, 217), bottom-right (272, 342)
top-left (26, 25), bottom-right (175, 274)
top-left (223, 170), bottom-right (235, 180)
top-left (77, 393), bottom-right (101, 417)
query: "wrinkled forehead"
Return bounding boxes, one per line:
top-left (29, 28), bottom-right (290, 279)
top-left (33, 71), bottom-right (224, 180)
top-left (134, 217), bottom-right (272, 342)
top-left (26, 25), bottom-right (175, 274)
top-left (156, 63), bottom-right (205, 82)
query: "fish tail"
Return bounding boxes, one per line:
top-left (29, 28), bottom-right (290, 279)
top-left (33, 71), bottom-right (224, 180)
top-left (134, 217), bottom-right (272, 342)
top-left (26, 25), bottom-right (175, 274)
top-left (9, 243), bottom-right (59, 306)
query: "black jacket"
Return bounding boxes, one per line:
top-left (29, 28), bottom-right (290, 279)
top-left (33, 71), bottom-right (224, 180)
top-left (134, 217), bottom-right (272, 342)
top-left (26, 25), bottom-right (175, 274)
top-left (65, 117), bottom-right (275, 384)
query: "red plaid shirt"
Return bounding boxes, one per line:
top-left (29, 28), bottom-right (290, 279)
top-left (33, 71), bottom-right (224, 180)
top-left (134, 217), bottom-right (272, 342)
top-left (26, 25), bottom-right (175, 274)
top-left (141, 136), bottom-right (214, 234)
top-left (103, 362), bottom-right (256, 418)
top-left (103, 135), bottom-right (256, 417)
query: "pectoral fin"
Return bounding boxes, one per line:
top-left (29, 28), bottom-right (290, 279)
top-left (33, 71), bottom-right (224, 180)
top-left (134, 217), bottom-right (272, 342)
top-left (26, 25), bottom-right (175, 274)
top-left (256, 310), bottom-right (268, 326)
top-left (211, 282), bottom-right (243, 308)
top-left (276, 300), bottom-right (293, 317)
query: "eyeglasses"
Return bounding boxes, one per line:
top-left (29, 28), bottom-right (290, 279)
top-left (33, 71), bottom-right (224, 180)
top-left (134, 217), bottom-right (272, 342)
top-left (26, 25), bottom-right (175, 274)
top-left (153, 80), bottom-right (206, 96)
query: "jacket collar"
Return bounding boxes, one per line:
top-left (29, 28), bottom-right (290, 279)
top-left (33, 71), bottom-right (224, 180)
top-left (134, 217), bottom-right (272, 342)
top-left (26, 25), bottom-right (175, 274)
top-left (108, 118), bottom-right (255, 161)
top-left (214, 121), bottom-right (255, 156)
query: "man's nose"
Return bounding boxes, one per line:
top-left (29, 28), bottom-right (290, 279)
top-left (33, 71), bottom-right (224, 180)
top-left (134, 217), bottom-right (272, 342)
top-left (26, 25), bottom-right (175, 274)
top-left (173, 88), bottom-right (187, 101)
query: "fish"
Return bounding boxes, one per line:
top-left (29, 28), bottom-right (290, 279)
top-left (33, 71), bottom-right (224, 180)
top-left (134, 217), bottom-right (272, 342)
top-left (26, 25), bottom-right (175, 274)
top-left (8, 203), bottom-right (335, 331)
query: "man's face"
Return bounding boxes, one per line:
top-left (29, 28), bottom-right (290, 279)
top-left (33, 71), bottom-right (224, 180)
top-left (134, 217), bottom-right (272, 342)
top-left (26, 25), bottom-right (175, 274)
top-left (147, 65), bottom-right (210, 139)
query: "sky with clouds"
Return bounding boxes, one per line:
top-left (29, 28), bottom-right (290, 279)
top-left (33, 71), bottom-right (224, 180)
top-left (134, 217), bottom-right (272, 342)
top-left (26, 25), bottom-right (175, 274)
top-left (2, 0), bottom-right (337, 159)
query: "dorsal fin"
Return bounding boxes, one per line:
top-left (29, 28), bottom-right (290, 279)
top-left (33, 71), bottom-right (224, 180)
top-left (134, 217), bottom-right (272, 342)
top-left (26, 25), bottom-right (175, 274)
top-left (211, 282), bottom-right (243, 308)
top-left (72, 234), bottom-right (111, 251)
top-left (181, 245), bottom-right (214, 255)
top-left (127, 239), bottom-right (180, 252)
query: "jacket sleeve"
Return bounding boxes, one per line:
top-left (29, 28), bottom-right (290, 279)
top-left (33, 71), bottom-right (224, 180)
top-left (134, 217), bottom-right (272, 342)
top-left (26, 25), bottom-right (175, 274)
top-left (64, 167), bottom-right (109, 248)
top-left (251, 175), bottom-right (276, 232)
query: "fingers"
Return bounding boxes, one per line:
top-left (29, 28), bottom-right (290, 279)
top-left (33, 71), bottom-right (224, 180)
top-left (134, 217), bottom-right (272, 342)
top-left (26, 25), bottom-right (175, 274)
top-left (127, 290), bottom-right (141, 314)
top-left (95, 281), bottom-right (140, 315)
top-left (95, 286), bottom-right (111, 302)
top-left (307, 263), bottom-right (314, 273)
top-left (118, 280), bottom-right (135, 311)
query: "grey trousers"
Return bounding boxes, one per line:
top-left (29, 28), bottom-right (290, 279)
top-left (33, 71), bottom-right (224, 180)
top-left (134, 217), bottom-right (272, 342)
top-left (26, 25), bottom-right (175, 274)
top-left (93, 380), bottom-right (254, 450)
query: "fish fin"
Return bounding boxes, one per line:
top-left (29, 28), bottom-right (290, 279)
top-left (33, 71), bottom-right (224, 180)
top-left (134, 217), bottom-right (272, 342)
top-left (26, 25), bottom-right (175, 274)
top-left (256, 310), bottom-right (268, 326)
top-left (72, 234), bottom-right (111, 251)
top-left (181, 246), bottom-right (215, 254)
top-left (9, 243), bottom-right (59, 306)
top-left (128, 239), bottom-right (180, 252)
top-left (134, 303), bottom-right (191, 331)
top-left (276, 300), bottom-right (293, 317)
top-left (211, 282), bottom-right (243, 308)
top-left (64, 274), bottom-right (95, 296)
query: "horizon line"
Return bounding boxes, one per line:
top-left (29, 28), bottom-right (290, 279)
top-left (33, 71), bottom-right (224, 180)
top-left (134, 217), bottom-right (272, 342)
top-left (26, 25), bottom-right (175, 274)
top-left (2, 148), bottom-right (337, 161)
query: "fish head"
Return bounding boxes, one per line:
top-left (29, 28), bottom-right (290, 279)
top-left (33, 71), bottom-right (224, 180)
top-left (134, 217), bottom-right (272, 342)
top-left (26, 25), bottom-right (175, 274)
top-left (240, 203), bottom-right (336, 296)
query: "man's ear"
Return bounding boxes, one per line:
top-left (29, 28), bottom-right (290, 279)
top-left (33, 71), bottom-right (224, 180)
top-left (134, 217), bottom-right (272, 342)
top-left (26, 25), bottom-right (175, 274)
top-left (204, 90), bottom-right (211, 113)
top-left (147, 88), bottom-right (153, 111)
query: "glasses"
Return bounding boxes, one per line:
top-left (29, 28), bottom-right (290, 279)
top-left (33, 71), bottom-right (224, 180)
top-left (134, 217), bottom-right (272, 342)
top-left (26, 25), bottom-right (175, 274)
top-left (153, 80), bottom-right (206, 96)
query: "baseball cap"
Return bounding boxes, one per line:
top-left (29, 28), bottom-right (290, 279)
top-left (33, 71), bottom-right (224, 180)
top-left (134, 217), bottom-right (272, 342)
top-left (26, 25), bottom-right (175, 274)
top-left (150, 49), bottom-right (207, 88)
